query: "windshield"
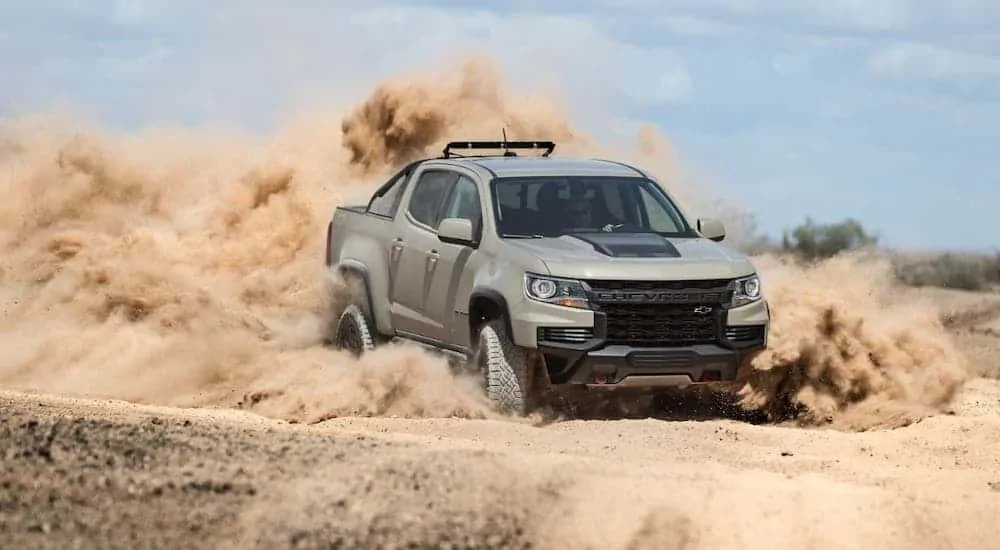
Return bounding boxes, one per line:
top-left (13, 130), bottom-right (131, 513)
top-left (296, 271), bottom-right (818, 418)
top-left (490, 176), bottom-right (696, 238)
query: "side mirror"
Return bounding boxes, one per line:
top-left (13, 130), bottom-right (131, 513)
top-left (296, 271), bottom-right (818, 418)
top-left (697, 217), bottom-right (726, 242)
top-left (438, 217), bottom-right (476, 247)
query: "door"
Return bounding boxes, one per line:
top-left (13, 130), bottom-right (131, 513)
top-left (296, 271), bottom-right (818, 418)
top-left (389, 167), bottom-right (458, 338)
top-left (423, 174), bottom-right (483, 346)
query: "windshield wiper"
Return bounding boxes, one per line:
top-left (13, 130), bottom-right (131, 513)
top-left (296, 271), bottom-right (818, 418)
top-left (501, 233), bottom-right (546, 239)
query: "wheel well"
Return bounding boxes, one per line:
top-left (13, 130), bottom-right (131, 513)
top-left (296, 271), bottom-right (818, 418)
top-left (469, 294), bottom-right (506, 344)
top-left (336, 266), bottom-right (375, 319)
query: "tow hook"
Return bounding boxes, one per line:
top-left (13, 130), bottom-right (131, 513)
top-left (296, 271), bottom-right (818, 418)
top-left (591, 364), bottom-right (617, 385)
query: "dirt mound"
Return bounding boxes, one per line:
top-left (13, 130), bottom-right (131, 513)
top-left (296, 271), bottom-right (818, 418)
top-left (233, 451), bottom-right (568, 549)
top-left (0, 54), bottom-right (971, 430)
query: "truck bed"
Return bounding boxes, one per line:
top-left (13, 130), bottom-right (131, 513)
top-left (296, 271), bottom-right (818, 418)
top-left (324, 204), bottom-right (394, 272)
top-left (337, 204), bottom-right (367, 214)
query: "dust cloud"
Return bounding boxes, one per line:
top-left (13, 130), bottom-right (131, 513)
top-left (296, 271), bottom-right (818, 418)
top-left (0, 55), bottom-right (970, 430)
top-left (737, 252), bottom-right (970, 429)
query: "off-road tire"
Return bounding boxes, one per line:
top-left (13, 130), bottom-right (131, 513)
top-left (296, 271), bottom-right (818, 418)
top-left (474, 320), bottom-right (533, 415)
top-left (333, 304), bottom-right (376, 356)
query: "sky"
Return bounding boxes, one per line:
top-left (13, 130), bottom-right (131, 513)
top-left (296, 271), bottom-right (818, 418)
top-left (1, 0), bottom-right (998, 252)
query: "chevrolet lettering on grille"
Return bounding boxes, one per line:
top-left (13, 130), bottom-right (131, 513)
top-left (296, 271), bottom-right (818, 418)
top-left (591, 291), bottom-right (729, 304)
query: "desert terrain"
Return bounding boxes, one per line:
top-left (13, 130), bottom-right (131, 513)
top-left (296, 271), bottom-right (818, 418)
top-left (1, 60), bottom-right (999, 549)
top-left (1, 287), bottom-right (998, 550)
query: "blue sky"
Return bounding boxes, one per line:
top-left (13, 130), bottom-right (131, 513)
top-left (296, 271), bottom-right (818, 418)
top-left (2, 1), bottom-right (998, 251)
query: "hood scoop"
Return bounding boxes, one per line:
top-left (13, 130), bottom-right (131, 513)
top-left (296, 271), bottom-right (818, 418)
top-left (566, 233), bottom-right (682, 258)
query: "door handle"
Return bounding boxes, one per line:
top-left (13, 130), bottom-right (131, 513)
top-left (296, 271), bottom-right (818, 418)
top-left (390, 238), bottom-right (404, 262)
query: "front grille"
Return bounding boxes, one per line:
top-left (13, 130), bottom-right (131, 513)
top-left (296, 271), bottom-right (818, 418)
top-left (599, 303), bottom-right (718, 347)
top-left (584, 279), bottom-right (732, 348)
top-left (584, 278), bottom-right (733, 307)
top-left (538, 327), bottom-right (594, 344)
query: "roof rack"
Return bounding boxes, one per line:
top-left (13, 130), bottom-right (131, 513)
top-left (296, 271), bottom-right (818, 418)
top-left (441, 139), bottom-right (556, 159)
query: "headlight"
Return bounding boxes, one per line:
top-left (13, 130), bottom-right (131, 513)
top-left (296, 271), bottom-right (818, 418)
top-left (730, 274), bottom-right (762, 308)
top-left (524, 273), bottom-right (590, 309)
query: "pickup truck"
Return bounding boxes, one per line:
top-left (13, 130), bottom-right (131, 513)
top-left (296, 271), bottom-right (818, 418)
top-left (324, 140), bottom-right (769, 415)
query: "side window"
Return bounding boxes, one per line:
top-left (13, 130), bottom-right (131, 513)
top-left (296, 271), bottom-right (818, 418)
top-left (367, 169), bottom-right (409, 218)
top-left (441, 175), bottom-right (482, 229)
top-left (406, 170), bottom-right (455, 229)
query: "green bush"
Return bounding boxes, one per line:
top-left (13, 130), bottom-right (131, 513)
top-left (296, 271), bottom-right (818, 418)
top-left (780, 217), bottom-right (879, 261)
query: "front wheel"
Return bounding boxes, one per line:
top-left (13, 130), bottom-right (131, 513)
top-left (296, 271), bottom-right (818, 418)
top-left (472, 320), bottom-right (534, 415)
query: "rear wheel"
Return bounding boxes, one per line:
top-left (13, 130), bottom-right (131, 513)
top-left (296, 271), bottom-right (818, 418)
top-left (473, 320), bottom-right (534, 415)
top-left (333, 304), bottom-right (376, 356)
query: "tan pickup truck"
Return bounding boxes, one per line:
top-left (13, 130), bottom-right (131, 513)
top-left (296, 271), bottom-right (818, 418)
top-left (325, 140), bottom-right (769, 415)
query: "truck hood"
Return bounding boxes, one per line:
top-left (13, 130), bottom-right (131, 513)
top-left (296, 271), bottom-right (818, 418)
top-left (505, 232), bottom-right (757, 280)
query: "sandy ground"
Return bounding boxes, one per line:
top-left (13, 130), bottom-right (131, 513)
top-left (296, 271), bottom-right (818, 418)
top-left (2, 289), bottom-right (999, 550)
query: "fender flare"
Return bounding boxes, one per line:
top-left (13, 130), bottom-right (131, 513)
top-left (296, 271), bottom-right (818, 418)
top-left (334, 260), bottom-right (379, 328)
top-left (468, 287), bottom-right (515, 345)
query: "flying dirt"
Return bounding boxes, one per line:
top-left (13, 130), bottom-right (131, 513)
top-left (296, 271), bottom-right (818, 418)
top-left (0, 55), bottom-right (996, 550)
top-left (0, 57), bottom-right (970, 428)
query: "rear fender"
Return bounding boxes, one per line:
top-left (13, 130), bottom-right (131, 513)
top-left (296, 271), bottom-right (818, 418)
top-left (328, 222), bottom-right (394, 335)
top-left (332, 261), bottom-right (382, 334)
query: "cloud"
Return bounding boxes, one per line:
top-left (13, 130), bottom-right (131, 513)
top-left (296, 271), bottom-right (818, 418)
top-left (544, 0), bottom-right (1000, 34)
top-left (0, 1), bottom-right (692, 140)
top-left (866, 42), bottom-right (1000, 87)
top-left (672, 0), bottom-right (916, 31)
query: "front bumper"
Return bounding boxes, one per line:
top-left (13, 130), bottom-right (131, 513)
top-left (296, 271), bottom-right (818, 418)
top-left (511, 295), bottom-right (769, 389)
top-left (537, 342), bottom-right (765, 388)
